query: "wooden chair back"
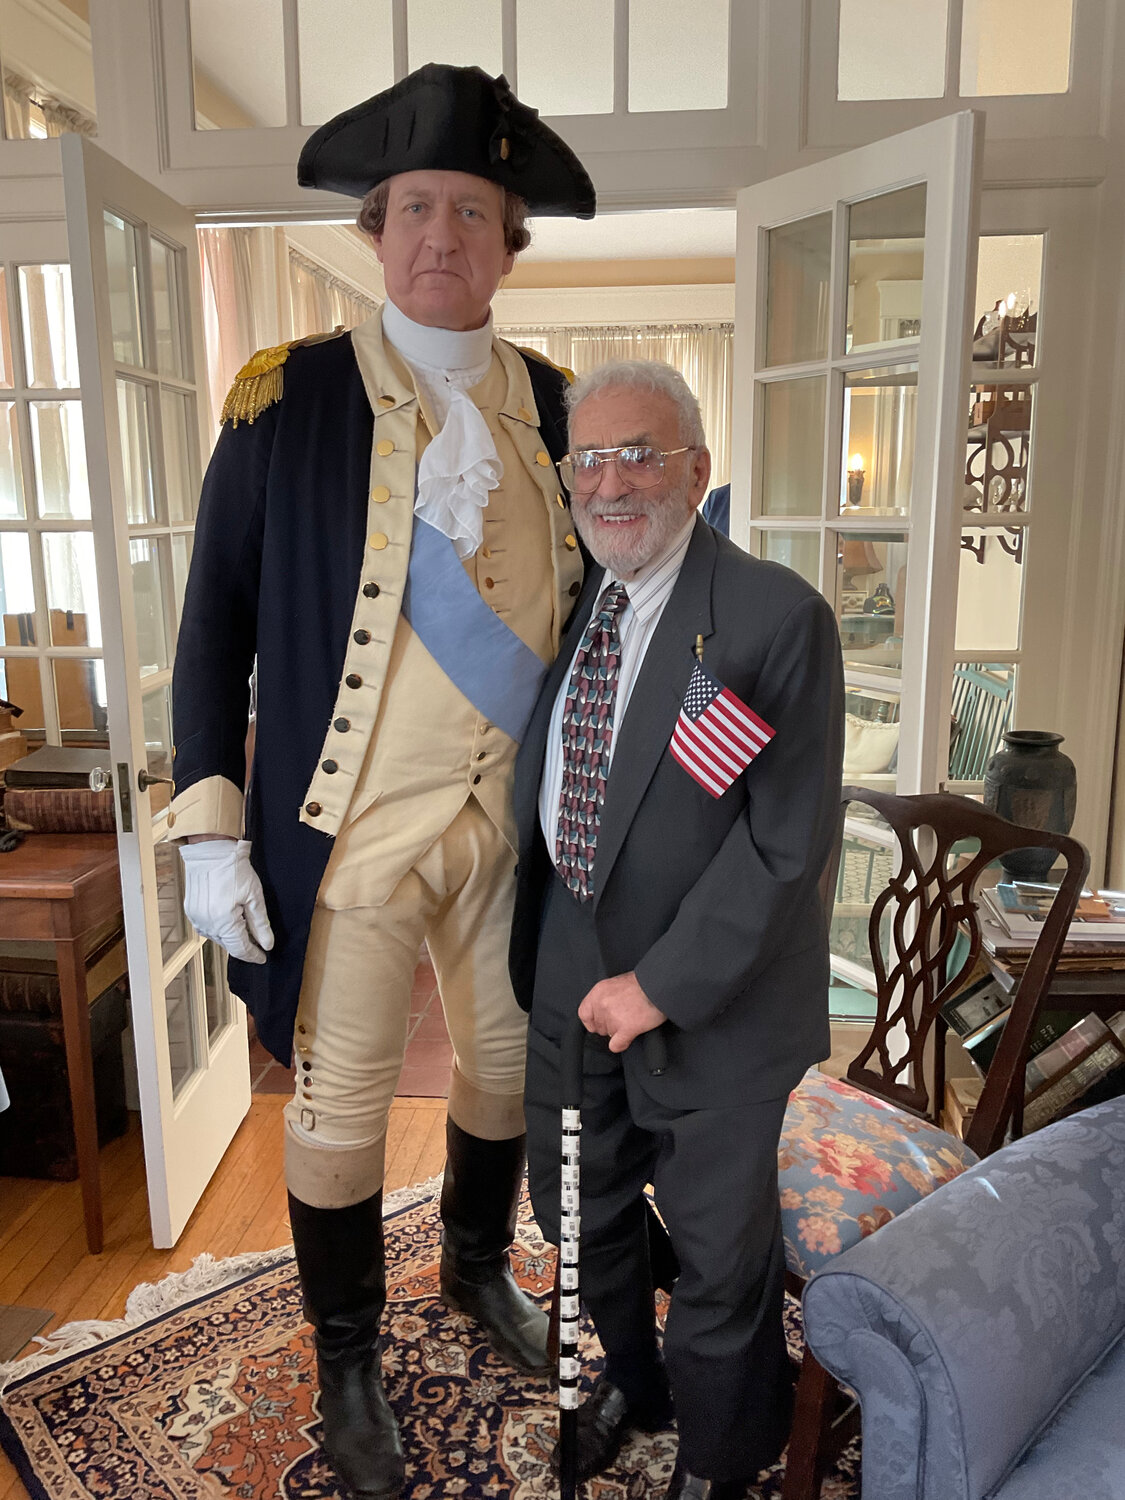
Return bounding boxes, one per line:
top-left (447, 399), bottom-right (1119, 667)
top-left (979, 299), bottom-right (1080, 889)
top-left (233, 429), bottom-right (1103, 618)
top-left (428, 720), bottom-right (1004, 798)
top-left (837, 786), bottom-right (1089, 1158)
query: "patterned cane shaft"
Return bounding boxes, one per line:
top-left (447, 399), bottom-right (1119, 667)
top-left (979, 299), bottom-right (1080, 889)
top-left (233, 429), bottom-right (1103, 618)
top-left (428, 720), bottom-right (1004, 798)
top-left (559, 1106), bottom-right (582, 1412)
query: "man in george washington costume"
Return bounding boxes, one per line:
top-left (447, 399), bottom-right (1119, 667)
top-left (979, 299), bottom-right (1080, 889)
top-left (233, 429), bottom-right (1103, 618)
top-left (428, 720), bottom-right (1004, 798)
top-left (170, 65), bottom-right (594, 1498)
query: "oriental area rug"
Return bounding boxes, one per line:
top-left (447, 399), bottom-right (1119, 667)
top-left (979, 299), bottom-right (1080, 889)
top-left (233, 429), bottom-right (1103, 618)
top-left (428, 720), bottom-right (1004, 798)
top-left (0, 1180), bottom-right (859, 1499)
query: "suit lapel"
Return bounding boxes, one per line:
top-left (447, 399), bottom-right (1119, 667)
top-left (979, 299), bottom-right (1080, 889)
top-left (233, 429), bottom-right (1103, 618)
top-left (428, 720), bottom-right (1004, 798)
top-left (594, 518), bottom-right (717, 905)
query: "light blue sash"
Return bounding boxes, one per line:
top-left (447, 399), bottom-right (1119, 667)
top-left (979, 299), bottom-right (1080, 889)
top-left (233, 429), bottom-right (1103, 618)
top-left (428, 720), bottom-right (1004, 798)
top-left (400, 517), bottom-right (548, 743)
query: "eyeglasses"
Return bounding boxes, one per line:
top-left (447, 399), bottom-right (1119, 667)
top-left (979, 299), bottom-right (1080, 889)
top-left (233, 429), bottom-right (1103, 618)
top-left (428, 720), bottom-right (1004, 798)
top-left (558, 444), bottom-right (694, 493)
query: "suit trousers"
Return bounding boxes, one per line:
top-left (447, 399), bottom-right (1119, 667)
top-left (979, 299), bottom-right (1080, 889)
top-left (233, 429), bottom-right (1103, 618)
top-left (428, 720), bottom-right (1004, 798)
top-left (283, 797), bottom-right (528, 1209)
top-left (525, 868), bottom-right (794, 1480)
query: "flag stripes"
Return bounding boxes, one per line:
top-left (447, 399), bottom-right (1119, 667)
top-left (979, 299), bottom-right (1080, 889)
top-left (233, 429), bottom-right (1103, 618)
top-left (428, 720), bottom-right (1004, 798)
top-left (670, 662), bottom-right (774, 797)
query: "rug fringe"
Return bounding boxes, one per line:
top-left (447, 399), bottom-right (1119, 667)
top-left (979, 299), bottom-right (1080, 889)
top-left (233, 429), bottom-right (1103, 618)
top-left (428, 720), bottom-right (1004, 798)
top-left (0, 1177), bottom-right (447, 1396)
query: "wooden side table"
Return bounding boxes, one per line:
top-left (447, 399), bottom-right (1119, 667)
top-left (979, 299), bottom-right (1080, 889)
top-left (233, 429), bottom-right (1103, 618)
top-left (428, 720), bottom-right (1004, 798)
top-left (0, 834), bottom-right (122, 1254)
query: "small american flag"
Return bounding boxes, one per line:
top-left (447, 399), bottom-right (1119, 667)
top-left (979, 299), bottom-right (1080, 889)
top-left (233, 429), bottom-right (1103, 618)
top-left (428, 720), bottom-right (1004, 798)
top-left (670, 662), bottom-right (775, 797)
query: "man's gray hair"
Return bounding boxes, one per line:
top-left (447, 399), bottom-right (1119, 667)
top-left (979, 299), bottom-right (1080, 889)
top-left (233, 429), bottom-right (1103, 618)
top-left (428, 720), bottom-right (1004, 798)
top-left (565, 360), bottom-right (707, 449)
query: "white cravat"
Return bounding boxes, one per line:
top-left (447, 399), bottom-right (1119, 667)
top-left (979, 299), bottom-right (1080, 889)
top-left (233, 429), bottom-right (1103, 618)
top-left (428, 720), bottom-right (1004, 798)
top-left (381, 299), bottom-right (501, 559)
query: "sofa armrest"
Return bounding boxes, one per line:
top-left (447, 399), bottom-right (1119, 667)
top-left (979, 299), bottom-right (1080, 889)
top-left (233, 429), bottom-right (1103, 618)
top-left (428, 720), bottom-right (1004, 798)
top-left (802, 1098), bottom-right (1125, 1500)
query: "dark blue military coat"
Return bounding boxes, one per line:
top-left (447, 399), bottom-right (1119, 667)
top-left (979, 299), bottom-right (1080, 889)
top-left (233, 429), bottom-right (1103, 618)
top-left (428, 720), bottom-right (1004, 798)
top-left (172, 333), bottom-right (571, 1063)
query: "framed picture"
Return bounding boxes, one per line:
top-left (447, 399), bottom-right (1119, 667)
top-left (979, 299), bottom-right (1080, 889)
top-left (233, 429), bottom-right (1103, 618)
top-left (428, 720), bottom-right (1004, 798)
top-left (940, 973), bottom-right (1010, 1039)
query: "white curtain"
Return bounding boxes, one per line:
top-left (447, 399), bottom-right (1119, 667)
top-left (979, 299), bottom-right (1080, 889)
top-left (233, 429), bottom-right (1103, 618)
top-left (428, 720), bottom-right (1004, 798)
top-left (289, 251), bottom-right (378, 342)
top-left (2, 69), bottom-right (95, 138)
top-left (497, 322), bottom-right (734, 485)
top-left (198, 228), bottom-right (379, 436)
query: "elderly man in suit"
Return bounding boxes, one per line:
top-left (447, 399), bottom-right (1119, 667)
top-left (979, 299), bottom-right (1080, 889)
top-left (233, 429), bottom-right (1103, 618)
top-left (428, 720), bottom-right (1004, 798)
top-left (171, 64), bottom-right (594, 1500)
top-left (510, 361), bottom-right (844, 1499)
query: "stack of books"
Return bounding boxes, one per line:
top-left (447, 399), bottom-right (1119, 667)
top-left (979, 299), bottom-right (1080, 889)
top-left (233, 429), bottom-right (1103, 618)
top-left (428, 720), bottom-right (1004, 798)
top-left (941, 966), bottom-right (1125, 1133)
top-left (977, 880), bottom-right (1125, 973)
top-left (1023, 1011), bottom-right (1125, 1132)
top-left (2, 746), bottom-right (115, 833)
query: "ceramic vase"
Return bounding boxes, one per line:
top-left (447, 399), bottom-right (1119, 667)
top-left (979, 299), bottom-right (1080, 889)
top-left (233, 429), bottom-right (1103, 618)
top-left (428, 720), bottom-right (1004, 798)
top-left (983, 729), bottom-right (1077, 880)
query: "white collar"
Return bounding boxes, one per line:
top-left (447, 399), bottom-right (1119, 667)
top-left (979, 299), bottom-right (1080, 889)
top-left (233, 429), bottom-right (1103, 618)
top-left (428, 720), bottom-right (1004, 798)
top-left (381, 298), bottom-right (494, 376)
top-left (606, 514), bottom-right (697, 626)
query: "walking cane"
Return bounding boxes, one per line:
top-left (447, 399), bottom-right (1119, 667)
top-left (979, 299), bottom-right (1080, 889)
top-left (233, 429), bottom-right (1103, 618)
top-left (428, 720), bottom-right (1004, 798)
top-left (557, 1016), bottom-right (668, 1500)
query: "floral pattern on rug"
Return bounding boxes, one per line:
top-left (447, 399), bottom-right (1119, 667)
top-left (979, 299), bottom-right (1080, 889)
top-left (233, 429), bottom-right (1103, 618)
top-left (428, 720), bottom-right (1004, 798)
top-left (0, 1187), bottom-right (860, 1499)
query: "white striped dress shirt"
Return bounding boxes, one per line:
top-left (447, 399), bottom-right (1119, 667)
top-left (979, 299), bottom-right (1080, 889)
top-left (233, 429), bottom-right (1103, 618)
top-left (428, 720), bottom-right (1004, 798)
top-left (538, 515), bottom-right (697, 851)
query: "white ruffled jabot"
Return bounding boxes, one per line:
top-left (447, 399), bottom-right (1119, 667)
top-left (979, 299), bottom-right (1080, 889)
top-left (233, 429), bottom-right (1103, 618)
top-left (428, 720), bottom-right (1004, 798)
top-left (381, 300), bottom-right (501, 559)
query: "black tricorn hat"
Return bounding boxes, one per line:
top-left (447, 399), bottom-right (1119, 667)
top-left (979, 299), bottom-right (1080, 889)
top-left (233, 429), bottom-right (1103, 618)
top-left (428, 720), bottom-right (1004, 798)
top-left (298, 63), bottom-right (595, 218)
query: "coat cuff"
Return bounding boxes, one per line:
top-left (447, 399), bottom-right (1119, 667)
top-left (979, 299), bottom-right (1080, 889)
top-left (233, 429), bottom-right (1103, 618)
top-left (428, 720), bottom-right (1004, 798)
top-left (167, 775), bottom-right (244, 840)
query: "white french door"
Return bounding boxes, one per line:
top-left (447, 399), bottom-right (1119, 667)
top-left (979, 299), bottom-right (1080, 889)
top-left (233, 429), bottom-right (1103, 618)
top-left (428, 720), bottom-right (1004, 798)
top-left (730, 112), bottom-right (983, 1005)
top-left (61, 134), bottom-right (249, 1247)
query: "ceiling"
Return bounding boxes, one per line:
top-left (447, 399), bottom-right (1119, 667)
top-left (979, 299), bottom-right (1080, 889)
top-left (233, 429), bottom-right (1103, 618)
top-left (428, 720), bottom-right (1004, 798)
top-left (520, 207), bottom-right (736, 263)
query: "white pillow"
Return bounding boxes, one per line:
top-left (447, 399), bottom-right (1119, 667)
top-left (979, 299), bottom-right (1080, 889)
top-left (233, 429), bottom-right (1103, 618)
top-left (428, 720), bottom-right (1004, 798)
top-left (843, 713), bottom-right (900, 774)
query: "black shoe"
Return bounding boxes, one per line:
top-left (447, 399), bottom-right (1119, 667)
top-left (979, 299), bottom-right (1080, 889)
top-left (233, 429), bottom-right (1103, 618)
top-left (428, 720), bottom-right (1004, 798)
top-left (551, 1375), bottom-right (674, 1482)
top-left (664, 1460), bottom-right (748, 1500)
top-left (439, 1121), bottom-right (551, 1375)
top-left (288, 1191), bottom-right (405, 1499)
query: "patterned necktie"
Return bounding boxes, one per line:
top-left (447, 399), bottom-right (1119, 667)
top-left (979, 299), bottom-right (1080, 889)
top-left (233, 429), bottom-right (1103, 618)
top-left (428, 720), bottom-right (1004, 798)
top-left (555, 583), bottom-right (629, 901)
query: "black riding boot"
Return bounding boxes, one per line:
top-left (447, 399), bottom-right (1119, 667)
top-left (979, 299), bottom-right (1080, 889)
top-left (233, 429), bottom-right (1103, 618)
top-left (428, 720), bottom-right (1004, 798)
top-left (439, 1119), bottom-right (551, 1374)
top-left (288, 1190), bottom-right (405, 1499)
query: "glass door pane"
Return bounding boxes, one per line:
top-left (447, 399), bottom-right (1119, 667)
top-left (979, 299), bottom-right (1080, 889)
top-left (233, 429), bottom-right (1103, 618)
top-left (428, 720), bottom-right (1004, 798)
top-left (765, 213), bottom-right (832, 367)
top-left (846, 185), bottom-right (927, 355)
top-left (760, 378), bottom-right (825, 516)
top-left (63, 132), bottom-right (249, 1246)
top-left (735, 115), bottom-right (983, 1022)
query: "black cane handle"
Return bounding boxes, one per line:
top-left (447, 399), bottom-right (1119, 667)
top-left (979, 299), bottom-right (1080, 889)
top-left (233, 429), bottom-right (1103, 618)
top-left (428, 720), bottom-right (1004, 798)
top-left (643, 1025), bottom-right (668, 1076)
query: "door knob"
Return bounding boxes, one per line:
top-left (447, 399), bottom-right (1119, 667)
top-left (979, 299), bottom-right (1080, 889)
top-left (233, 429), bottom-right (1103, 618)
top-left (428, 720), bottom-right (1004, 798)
top-left (138, 770), bottom-right (174, 791)
top-left (88, 766), bottom-right (113, 792)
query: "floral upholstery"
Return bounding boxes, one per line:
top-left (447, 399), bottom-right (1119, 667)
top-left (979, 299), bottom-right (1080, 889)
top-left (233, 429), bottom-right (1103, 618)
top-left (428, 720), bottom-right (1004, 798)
top-left (779, 1069), bottom-right (980, 1277)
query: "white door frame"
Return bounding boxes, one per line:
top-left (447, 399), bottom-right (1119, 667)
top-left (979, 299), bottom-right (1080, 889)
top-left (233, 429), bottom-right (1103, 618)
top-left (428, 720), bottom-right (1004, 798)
top-left (731, 110), bottom-right (984, 795)
top-left (62, 132), bottom-right (249, 1248)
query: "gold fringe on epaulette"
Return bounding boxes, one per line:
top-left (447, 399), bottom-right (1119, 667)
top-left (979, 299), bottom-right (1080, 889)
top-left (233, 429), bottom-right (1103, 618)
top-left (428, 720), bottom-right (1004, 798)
top-left (221, 343), bottom-right (293, 427)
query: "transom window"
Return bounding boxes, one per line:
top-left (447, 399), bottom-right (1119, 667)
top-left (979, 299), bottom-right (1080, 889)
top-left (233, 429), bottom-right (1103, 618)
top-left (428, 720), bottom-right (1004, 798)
top-left (187, 0), bottom-right (732, 128)
top-left (838, 0), bottom-right (1074, 102)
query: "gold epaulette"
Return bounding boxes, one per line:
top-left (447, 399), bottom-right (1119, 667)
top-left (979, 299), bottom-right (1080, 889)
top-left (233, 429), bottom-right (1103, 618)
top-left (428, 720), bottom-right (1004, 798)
top-left (221, 327), bottom-right (346, 427)
top-left (513, 343), bottom-right (576, 385)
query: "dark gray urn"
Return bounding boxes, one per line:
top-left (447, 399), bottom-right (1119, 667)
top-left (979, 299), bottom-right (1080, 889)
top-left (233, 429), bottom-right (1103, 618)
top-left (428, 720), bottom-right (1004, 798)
top-left (983, 730), bottom-right (1077, 879)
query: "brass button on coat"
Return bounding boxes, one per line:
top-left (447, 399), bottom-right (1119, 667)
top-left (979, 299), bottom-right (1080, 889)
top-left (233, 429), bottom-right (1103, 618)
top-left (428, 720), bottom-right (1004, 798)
top-left (564, 534), bottom-right (578, 550)
top-left (481, 546), bottom-right (492, 559)
top-left (354, 629), bottom-right (371, 644)
top-left (369, 532), bottom-right (388, 550)
top-left (305, 803), bottom-right (322, 817)
top-left (346, 673), bottom-right (362, 688)
top-left (363, 581), bottom-right (381, 598)
top-left (376, 438), bottom-right (395, 457)
top-left (517, 406), bottom-right (534, 422)
top-left (535, 451), bottom-right (551, 467)
top-left (556, 493), bottom-right (566, 508)
top-left (333, 717), bottom-right (350, 732)
top-left (371, 485), bottom-right (390, 503)
top-left (378, 396), bottom-right (394, 409)
top-left (322, 759), bottom-right (338, 774)
top-left (484, 577), bottom-right (495, 589)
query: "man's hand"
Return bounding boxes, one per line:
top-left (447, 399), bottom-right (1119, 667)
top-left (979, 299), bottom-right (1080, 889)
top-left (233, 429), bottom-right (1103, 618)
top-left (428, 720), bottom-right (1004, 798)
top-left (179, 838), bottom-right (275, 964)
top-left (578, 971), bottom-right (666, 1055)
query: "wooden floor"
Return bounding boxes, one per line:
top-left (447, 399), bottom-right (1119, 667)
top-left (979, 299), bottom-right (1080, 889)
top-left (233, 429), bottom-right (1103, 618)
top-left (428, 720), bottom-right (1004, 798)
top-left (0, 1031), bottom-right (861, 1498)
top-left (0, 1094), bottom-right (447, 1499)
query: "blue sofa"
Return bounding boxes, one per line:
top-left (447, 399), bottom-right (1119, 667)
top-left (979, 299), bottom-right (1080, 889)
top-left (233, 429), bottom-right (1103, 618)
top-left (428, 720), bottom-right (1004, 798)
top-left (802, 1096), bottom-right (1125, 1500)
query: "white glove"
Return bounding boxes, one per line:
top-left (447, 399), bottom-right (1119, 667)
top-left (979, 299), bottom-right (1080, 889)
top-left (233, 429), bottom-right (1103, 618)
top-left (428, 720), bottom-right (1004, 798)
top-left (179, 838), bottom-right (275, 965)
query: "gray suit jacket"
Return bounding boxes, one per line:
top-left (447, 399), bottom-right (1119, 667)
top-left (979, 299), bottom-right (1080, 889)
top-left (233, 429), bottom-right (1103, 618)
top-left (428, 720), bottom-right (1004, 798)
top-left (509, 517), bottom-right (845, 1110)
